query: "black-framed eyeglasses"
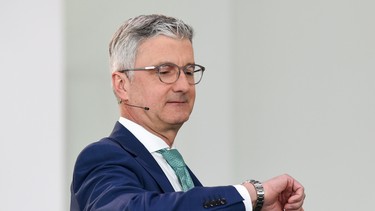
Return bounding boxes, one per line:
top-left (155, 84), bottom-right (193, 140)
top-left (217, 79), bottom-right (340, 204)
top-left (118, 63), bottom-right (205, 85)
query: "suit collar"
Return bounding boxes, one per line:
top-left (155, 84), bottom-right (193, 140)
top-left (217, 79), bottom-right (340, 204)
top-left (109, 121), bottom-right (175, 192)
top-left (118, 117), bottom-right (169, 153)
top-left (109, 121), bottom-right (203, 189)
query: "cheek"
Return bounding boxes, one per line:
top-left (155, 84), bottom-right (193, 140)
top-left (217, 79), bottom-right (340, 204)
top-left (148, 92), bottom-right (163, 104)
top-left (190, 93), bottom-right (196, 106)
top-left (190, 88), bottom-right (196, 102)
top-left (131, 77), bottom-right (163, 101)
top-left (144, 88), bottom-right (168, 105)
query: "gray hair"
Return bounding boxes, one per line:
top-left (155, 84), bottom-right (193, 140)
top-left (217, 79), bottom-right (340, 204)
top-left (109, 14), bottom-right (194, 76)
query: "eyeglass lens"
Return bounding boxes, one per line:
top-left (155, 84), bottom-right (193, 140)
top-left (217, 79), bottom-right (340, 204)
top-left (158, 64), bottom-right (203, 84)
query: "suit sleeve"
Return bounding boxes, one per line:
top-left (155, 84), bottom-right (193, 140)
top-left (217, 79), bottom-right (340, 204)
top-left (70, 140), bottom-right (246, 211)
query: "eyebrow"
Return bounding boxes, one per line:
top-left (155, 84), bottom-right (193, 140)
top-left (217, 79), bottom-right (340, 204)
top-left (153, 61), bottom-right (196, 66)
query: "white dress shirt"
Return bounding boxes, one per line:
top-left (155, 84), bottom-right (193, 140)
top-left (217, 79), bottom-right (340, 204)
top-left (118, 117), bottom-right (252, 210)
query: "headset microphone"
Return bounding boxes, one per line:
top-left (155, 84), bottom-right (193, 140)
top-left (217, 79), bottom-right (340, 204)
top-left (118, 84), bottom-right (150, 110)
top-left (123, 102), bottom-right (150, 111)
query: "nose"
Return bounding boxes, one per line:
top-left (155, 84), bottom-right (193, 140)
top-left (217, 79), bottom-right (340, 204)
top-left (172, 69), bottom-right (191, 92)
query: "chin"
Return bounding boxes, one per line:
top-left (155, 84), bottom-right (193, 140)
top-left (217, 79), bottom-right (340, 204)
top-left (167, 115), bottom-right (190, 126)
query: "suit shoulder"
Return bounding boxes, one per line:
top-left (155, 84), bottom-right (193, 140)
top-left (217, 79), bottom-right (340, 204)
top-left (74, 137), bottom-right (131, 169)
top-left (80, 137), bottom-right (122, 153)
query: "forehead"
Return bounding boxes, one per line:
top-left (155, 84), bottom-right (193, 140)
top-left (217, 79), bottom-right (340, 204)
top-left (135, 35), bottom-right (194, 66)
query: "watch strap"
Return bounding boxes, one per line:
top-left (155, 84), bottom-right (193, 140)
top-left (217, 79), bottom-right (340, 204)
top-left (243, 179), bottom-right (264, 211)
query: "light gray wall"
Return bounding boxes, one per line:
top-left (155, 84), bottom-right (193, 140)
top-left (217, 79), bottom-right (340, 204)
top-left (0, 0), bottom-right (64, 210)
top-left (65, 1), bottom-right (375, 210)
top-left (232, 1), bottom-right (375, 210)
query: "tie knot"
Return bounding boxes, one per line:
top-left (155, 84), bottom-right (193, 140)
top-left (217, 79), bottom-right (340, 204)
top-left (158, 148), bottom-right (185, 168)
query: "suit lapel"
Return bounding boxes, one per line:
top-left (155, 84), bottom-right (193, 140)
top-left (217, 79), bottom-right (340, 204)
top-left (187, 167), bottom-right (203, 187)
top-left (108, 122), bottom-right (175, 193)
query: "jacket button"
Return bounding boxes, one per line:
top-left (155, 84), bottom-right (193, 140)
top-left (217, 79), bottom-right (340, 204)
top-left (203, 201), bottom-right (212, 208)
top-left (210, 200), bottom-right (215, 207)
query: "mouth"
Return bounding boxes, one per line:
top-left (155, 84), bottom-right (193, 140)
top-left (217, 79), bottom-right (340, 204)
top-left (166, 94), bottom-right (191, 107)
top-left (167, 101), bottom-right (187, 105)
top-left (166, 98), bottom-right (189, 106)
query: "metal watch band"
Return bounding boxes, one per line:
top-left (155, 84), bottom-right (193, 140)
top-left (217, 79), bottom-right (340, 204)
top-left (243, 179), bottom-right (264, 211)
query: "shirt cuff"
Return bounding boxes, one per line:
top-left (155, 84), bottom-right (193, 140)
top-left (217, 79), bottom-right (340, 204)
top-left (233, 184), bottom-right (252, 211)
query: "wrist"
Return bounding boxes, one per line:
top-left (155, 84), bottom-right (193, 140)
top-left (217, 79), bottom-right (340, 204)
top-left (242, 182), bottom-right (257, 206)
top-left (242, 180), bottom-right (264, 211)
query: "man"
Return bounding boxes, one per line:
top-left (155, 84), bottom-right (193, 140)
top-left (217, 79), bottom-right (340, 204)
top-left (71, 14), bottom-right (305, 211)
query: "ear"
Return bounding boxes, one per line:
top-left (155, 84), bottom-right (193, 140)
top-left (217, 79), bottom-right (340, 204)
top-left (112, 72), bottom-right (128, 102)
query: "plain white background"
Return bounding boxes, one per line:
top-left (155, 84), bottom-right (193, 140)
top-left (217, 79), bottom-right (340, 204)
top-left (2, 0), bottom-right (374, 210)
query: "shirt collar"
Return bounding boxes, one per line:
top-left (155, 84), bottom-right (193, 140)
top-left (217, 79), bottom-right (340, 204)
top-left (118, 117), bottom-right (169, 153)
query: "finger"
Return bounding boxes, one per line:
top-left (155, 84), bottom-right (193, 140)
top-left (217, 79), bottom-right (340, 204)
top-left (284, 194), bottom-right (305, 210)
top-left (288, 191), bottom-right (305, 203)
top-left (284, 207), bottom-right (304, 211)
top-left (284, 177), bottom-right (305, 211)
top-left (289, 183), bottom-right (305, 203)
top-left (284, 201), bottom-right (304, 210)
top-left (284, 192), bottom-right (305, 210)
top-left (292, 179), bottom-right (304, 194)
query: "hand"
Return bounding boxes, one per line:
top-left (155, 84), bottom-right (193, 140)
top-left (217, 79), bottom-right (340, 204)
top-left (261, 174), bottom-right (305, 211)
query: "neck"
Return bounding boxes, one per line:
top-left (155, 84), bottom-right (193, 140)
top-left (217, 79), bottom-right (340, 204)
top-left (148, 125), bottom-right (180, 148)
top-left (121, 113), bottom-right (182, 148)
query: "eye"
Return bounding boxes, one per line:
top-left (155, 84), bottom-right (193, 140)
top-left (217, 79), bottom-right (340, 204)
top-left (158, 64), bottom-right (177, 75)
top-left (184, 65), bottom-right (196, 76)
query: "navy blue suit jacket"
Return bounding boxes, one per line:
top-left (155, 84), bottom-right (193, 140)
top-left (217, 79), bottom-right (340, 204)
top-left (71, 122), bottom-right (245, 210)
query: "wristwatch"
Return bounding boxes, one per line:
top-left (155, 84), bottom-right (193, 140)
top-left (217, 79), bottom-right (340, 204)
top-left (243, 179), bottom-right (264, 211)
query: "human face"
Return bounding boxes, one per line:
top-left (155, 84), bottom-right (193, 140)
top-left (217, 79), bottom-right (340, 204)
top-left (124, 35), bottom-right (196, 136)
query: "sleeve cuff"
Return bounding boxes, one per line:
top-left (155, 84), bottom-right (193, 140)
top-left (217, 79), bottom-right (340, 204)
top-left (233, 184), bottom-right (252, 211)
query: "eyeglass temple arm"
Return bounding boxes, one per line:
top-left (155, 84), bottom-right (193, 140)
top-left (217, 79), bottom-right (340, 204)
top-left (120, 66), bottom-right (157, 72)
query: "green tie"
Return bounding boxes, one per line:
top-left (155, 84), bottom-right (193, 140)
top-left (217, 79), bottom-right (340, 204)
top-left (158, 148), bottom-right (194, 191)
